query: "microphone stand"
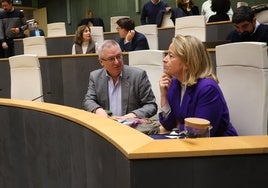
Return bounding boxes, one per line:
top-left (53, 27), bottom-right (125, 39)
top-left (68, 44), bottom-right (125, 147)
top-left (31, 92), bottom-right (52, 101)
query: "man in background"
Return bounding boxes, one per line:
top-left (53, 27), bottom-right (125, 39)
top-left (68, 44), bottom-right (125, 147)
top-left (116, 17), bottom-right (149, 51)
top-left (30, 20), bottom-right (45, 37)
top-left (226, 6), bottom-right (268, 45)
top-left (0, 0), bottom-right (28, 57)
top-left (140, 0), bottom-right (171, 25)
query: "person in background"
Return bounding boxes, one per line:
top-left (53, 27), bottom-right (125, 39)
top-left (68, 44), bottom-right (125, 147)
top-left (140, 0), bottom-right (171, 25)
top-left (77, 9), bottom-right (105, 31)
top-left (83, 40), bottom-right (157, 119)
top-left (30, 20), bottom-right (45, 37)
top-left (171, 0), bottom-right (199, 24)
top-left (226, 6), bottom-right (268, 45)
top-left (207, 0), bottom-right (231, 23)
top-left (72, 25), bottom-right (95, 54)
top-left (201, 0), bottom-right (233, 22)
top-left (159, 34), bottom-right (238, 136)
top-left (116, 17), bottom-right (149, 52)
top-left (0, 0), bottom-right (28, 58)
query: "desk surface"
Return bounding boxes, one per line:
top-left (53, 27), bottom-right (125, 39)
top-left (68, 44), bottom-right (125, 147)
top-left (1, 98), bottom-right (267, 160)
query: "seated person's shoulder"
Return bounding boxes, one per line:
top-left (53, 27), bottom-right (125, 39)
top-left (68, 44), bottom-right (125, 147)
top-left (90, 68), bottom-right (105, 77)
top-left (135, 31), bottom-right (147, 39)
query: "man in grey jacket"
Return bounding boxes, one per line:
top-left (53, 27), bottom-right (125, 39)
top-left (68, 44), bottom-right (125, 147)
top-left (0, 0), bottom-right (28, 57)
top-left (83, 40), bottom-right (157, 119)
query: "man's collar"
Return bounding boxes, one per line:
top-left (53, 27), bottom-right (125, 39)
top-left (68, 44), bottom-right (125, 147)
top-left (151, 0), bottom-right (160, 5)
top-left (253, 21), bottom-right (261, 34)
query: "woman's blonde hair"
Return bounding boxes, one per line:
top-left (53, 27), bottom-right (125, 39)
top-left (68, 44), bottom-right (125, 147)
top-left (172, 34), bottom-right (218, 86)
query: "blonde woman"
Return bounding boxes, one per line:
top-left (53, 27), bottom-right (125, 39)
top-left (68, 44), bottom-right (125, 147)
top-left (159, 34), bottom-right (238, 136)
top-left (72, 25), bottom-right (95, 54)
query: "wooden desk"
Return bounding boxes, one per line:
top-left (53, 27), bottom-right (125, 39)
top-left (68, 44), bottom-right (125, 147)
top-left (0, 51), bottom-right (216, 109)
top-left (0, 98), bottom-right (268, 188)
top-left (0, 53), bottom-right (129, 109)
top-left (14, 21), bottom-right (234, 55)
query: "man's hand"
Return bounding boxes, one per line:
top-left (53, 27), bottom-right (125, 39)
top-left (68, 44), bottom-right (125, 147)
top-left (125, 30), bottom-right (135, 43)
top-left (95, 108), bottom-right (109, 117)
top-left (10, 27), bottom-right (20, 34)
top-left (2, 42), bottom-right (8, 49)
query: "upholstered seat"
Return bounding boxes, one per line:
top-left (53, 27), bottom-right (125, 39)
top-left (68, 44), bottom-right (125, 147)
top-left (9, 54), bottom-right (44, 101)
top-left (110, 16), bottom-right (129, 32)
top-left (175, 15), bottom-right (206, 41)
top-left (135, 24), bottom-right (158, 50)
top-left (23, 36), bottom-right (47, 56)
top-left (216, 42), bottom-right (268, 135)
top-left (47, 22), bottom-right (66, 37)
top-left (160, 11), bottom-right (174, 28)
top-left (128, 50), bottom-right (165, 110)
top-left (90, 26), bottom-right (104, 47)
top-left (255, 9), bottom-right (268, 24)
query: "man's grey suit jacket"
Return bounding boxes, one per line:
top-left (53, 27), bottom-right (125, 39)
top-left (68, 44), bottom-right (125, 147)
top-left (83, 65), bottom-right (157, 118)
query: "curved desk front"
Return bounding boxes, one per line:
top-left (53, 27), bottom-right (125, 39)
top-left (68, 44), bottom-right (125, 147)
top-left (0, 98), bottom-right (268, 188)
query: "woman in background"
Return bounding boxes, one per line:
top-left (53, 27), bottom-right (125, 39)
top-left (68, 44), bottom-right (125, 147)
top-left (158, 34), bottom-right (238, 136)
top-left (72, 25), bottom-right (95, 54)
top-left (171, 0), bottom-right (199, 24)
top-left (208, 0), bottom-right (231, 23)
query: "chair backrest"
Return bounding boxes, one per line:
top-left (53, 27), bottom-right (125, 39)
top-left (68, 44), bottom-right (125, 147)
top-left (90, 26), bottom-right (104, 45)
top-left (23, 36), bottom-right (47, 56)
top-left (216, 42), bottom-right (268, 135)
top-left (9, 54), bottom-right (44, 101)
top-left (47, 22), bottom-right (66, 37)
top-left (175, 15), bottom-right (206, 41)
top-left (135, 24), bottom-right (158, 50)
top-left (110, 16), bottom-right (130, 32)
top-left (161, 11), bottom-right (174, 28)
top-left (128, 50), bottom-right (165, 110)
top-left (255, 9), bottom-right (268, 24)
top-left (237, 2), bottom-right (248, 8)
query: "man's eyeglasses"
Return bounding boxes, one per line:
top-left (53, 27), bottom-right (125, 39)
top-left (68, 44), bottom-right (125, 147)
top-left (101, 54), bottom-right (123, 63)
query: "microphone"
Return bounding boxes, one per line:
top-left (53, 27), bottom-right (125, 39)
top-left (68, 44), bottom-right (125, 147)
top-left (32, 91), bottom-right (52, 101)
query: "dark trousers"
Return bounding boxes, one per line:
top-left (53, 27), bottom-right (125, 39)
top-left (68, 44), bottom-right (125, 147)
top-left (0, 38), bottom-right (15, 58)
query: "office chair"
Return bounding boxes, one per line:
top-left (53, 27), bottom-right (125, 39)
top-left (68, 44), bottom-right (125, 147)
top-left (47, 22), bottom-right (66, 37)
top-left (23, 36), bottom-right (47, 56)
top-left (110, 16), bottom-right (129, 32)
top-left (175, 15), bottom-right (206, 41)
top-left (135, 24), bottom-right (159, 50)
top-left (160, 11), bottom-right (174, 28)
top-left (128, 50), bottom-right (165, 110)
top-left (255, 9), bottom-right (268, 24)
top-left (90, 26), bottom-right (104, 46)
top-left (216, 42), bottom-right (268, 135)
top-left (9, 54), bottom-right (44, 101)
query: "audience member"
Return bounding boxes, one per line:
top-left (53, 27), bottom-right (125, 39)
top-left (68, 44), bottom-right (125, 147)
top-left (83, 40), bottom-right (157, 119)
top-left (226, 6), bottom-right (268, 45)
top-left (77, 9), bottom-right (105, 31)
top-left (158, 34), bottom-right (238, 136)
top-left (140, 0), bottom-right (171, 25)
top-left (72, 25), bottom-right (95, 54)
top-left (171, 0), bottom-right (199, 24)
top-left (201, 0), bottom-right (233, 22)
top-left (0, 0), bottom-right (28, 58)
top-left (207, 0), bottom-right (231, 23)
top-left (30, 20), bottom-right (45, 37)
top-left (116, 17), bottom-right (149, 52)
